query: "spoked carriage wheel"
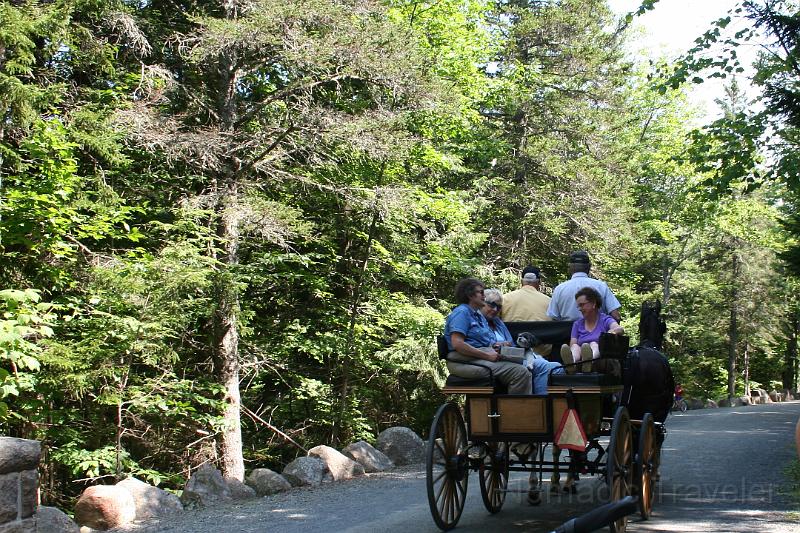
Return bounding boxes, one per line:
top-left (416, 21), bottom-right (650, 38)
top-left (635, 413), bottom-right (656, 520)
top-left (426, 403), bottom-right (469, 531)
top-left (606, 406), bottom-right (633, 533)
top-left (478, 441), bottom-right (509, 513)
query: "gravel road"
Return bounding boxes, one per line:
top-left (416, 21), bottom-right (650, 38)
top-left (119, 401), bottom-right (800, 532)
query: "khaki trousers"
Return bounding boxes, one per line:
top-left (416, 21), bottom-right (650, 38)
top-left (446, 348), bottom-right (532, 395)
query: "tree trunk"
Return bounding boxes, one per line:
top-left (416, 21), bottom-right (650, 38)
top-left (662, 239), bottom-right (689, 308)
top-left (743, 342), bottom-right (750, 397)
top-left (214, 179), bottom-right (244, 480)
top-left (332, 170), bottom-right (384, 445)
top-left (785, 311), bottom-right (798, 391)
top-left (728, 253), bottom-right (739, 400)
top-left (332, 199), bottom-right (379, 444)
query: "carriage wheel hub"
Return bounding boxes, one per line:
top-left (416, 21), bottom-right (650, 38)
top-left (448, 454), bottom-right (468, 481)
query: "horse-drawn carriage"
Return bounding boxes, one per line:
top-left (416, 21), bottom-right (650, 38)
top-left (426, 317), bottom-right (673, 532)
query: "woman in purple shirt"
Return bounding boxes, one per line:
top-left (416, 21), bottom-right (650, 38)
top-left (560, 287), bottom-right (623, 373)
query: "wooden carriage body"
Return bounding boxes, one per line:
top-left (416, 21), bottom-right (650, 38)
top-left (427, 320), bottom-right (659, 532)
top-left (439, 320), bottom-right (626, 443)
top-left (457, 377), bottom-right (621, 443)
top-left (460, 374), bottom-right (622, 442)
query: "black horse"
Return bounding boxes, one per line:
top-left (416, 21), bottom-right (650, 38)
top-left (638, 300), bottom-right (667, 351)
top-left (621, 301), bottom-right (674, 424)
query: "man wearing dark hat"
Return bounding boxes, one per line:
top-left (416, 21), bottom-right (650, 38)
top-left (547, 251), bottom-right (621, 322)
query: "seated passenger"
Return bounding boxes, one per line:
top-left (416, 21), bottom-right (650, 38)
top-left (480, 288), bottom-right (514, 348)
top-left (482, 288), bottom-right (564, 395)
top-left (560, 287), bottom-right (624, 373)
top-left (444, 279), bottom-right (532, 394)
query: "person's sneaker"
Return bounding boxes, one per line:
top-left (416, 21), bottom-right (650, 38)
top-left (560, 344), bottom-right (575, 374)
top-left (580, 344), bottom-right (593, 373)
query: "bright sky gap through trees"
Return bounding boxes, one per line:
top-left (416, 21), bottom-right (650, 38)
top-left (609, 0), bottom-right (764, 120)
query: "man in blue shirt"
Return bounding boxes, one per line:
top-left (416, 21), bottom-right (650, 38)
top-left (547, 251), bottom-right (621, 322)
top-left (444, 278), bottom-right (532, 395)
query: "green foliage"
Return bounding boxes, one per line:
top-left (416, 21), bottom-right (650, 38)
top-left (686, 112), bottom-right (766, 195)
top-left (49, 440), bottom-right (183, 488)
top-left (51, 444), bottom-right (130, 481)
top-left (625, 0), bottom-right (800, 397)
top-left (0, 289), bottom-right (53, 419)
top-left (0, 1), bottom-right (69, 139)
top-left (0, 119), bottom-right (143, 290)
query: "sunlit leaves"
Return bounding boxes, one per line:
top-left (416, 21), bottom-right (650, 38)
top-left (685, 111), bottom-right (766, 196)
top-left (0, 120), bottom-right (144, 289)
top-left (0, 289), bottom-right (54, 419)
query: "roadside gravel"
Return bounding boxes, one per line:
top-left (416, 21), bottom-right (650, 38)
top-left (114, 465), bottom-right (428, 533)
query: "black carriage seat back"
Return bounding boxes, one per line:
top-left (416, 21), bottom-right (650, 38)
top-left (444, 374), bottom-right (496, 388)
top-left (436, 334), bottom-right (507, 392)
top-left (505, 320), bottom-right (574, 363)
top-left (584, 333), bottom-right (628, 382)
top-left (505, 320), bottom-right (574, 346)
top-left (598, 332), bottom-right (630, 360)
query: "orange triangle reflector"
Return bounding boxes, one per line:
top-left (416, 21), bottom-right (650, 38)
top-left (554, 408), bottom-right (588, 451)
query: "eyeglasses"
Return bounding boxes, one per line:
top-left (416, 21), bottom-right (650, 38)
top-left (487, 302), bottom-right (502, 311)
